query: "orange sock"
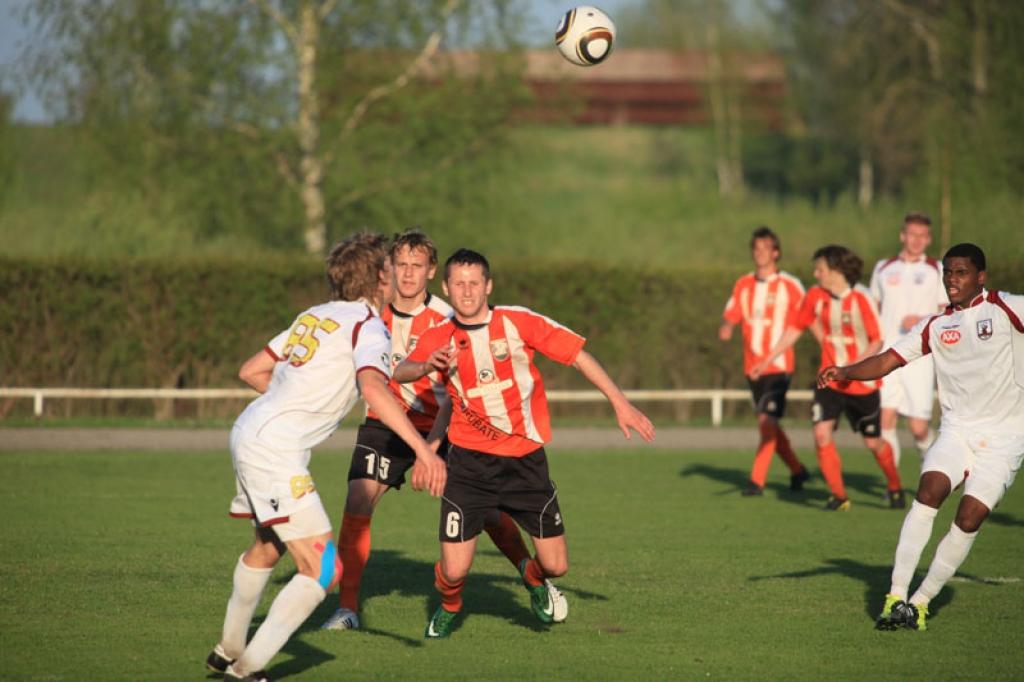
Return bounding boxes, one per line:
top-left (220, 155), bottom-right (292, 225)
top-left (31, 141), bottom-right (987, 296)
top-left (484, 512), bottom-right (530, 568)
top-left (816, 442), bottom-right (847, 499)
top-left (338, 513), bottom-right (372, 611)
top-left (775, 426), bottom-right (803, 474)
top-left (873, 441), bottom-right (902, 491)
top-left (749, 421), bottom-right (777, 487)
top-left (434, 561), bottom-right (465, 612)
top-left (522, 557), bottom-right (546, 588)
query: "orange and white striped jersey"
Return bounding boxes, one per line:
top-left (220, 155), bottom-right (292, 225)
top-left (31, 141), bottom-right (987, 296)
top-left (723, 270), bottom-right (805, 376)
top-left (407, 306), bottom-right (586, 457)
top-left (367, 293), bottom-right (452, 432)
top-left (794, 285), bottom-right (883, 395)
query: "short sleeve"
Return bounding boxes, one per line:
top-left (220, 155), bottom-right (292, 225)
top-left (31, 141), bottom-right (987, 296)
top-left (407, 325), bottom-right (451, 363)
top-left (264, 328), bottom-right (291, 361)
top-left (997, 292), bottom-right (1024, 332)
top-left (722, 279), bottom-right (743, 324)
top-left (869, 262), bottom-right (883, 305)
top-left (888, 315), bottom-right (932, 364)
top-left (508, 309), bottom-right (585, 366)
top-left (793, 288), bottom-right (821, 331)
top-left (353, 317), bottom-right (391, 377)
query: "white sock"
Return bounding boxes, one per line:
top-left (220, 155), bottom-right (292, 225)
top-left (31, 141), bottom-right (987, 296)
top-left (234, 574), bottom-right (326, 675)
top-left (915, 429), bottom-right (935, 453)
top-left (889, 500), bottom-right (939, 599)
top-left (221, 555), bottom-right (274, 659)
top-left (881, 428), bottom-right (901, 467)
top-left (910, 522), bottom-right (978, 607)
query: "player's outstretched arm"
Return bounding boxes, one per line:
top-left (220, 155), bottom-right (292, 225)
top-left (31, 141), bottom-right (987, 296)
top-left (817, 350), bottom-right (903, 388)
top-left (750, 327), bottom-right (802, 379)
top-left (718, 321), bottom-right (735, 342)
top-left (393, 347), bottom-right (452, 383)
top-left (573, 350), bottom-right (655, 442)
top-left (357, 369), bottom-right (447, 496)
top-left (238, 349), bottom-right (277, 393)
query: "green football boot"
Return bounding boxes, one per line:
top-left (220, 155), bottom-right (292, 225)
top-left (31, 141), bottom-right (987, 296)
top-left (424, 605), bottom-right (458, 638)
top-left (518, 558), bottom-right (555, 624)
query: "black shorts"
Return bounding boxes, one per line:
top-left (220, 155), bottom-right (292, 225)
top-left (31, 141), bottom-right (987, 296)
top-left (346, 419), bottom-right (447, 490)
top-left (439, 445), bottom-right (564, 543)
top-left (812, 387), bottom-right (881, 437)
top-left (747, 373), bottom-right (790, 419)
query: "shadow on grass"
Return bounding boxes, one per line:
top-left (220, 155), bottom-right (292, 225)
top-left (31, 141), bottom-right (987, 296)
top-left (748, 557), bottom-right (956, 623)
top-left (263, 548), bottom-right (603, 653)
top-left (678, 462), bottom-right (901, 509)
top-left (988, 510), bottom-right (1024, 528)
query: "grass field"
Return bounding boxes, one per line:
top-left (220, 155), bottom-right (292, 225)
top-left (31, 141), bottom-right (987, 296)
top-left (3, 447), bottom-right (1022, 681)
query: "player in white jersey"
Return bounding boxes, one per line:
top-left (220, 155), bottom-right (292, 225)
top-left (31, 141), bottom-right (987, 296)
top-left (818, 243), bottom-right (1024, 632)
top-left (869, 212), bottom-right (948, 464)
top-left (206, 233), bottom-right (446, 682)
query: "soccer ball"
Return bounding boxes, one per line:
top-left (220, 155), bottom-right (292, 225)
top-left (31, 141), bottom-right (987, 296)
top-left (555, 6), bottom-right (616, 67)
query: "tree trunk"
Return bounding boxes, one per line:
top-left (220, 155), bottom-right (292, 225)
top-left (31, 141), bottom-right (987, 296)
top-left (297, 0), bottom-right (326, 255)
top-left (940, 142), bottom-right (952, 252)
top-left (705, 20), bottom-right (733, 198)
top-left (858, 146), bottom-right (874, 208)
top-left (972, 0), bottom-right (987, 106)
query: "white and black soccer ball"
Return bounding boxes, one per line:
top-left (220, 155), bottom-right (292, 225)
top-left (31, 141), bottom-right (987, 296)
top-left (555, 6), bottom-right (616, 67)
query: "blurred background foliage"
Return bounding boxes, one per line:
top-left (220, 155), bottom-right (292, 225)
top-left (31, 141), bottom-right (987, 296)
top-left (1, 0), bottom-right (1022, 403)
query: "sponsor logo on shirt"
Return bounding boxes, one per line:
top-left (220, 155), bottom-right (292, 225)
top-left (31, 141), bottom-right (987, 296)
top-left (478, 368), bottom-right (496, 383)
top-left (391, 353), bottom-right (404, 366)
top-left (887, 274), bottom-right (901, 286)
top-left (466, 378), bottom-right (514, 398)
top-left (977, 319), bottom-right (993, 340)
top-left (940, 329), bottom-right (961, 345)
top-left (490, 339), bottom-right (510, 361)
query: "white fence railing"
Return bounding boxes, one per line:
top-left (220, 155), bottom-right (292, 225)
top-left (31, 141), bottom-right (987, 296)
top-left (0, 387), bottom-right (815, 426)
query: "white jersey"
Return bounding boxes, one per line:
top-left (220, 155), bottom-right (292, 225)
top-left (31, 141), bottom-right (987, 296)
top-left (888, 290), bottom-right (1024, 434)
top-left (870, 255), bottom-right (947, 342)
top-left (233, 299), bottom-right (391, 452)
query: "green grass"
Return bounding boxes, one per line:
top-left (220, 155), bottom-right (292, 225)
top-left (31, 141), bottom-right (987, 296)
top-left (2, 447), bottom-right (1022, 680)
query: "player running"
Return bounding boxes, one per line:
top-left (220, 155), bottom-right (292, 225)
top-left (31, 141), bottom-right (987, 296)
top-left (869, 212), bottom-right (948, 465)
top-left (719, 226), bottom-right (810, 496)
top-left (752, 245), bottom-right (903, 511)
top-left (819, 243), bottom-right (1024, 631)
top-left (394, 248), bottom-right (655, 638)
top-left (321, 229), bottom-right (564, 631)
top-left (205, 233), bottom-right (446, 682)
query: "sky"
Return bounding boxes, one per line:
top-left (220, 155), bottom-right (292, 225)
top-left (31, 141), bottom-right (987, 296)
top-left (0, 0), bottom-right (638, 122)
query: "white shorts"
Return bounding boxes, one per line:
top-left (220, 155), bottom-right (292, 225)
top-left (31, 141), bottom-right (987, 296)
top-left (880, 356), bottom-right (935, 420)
top-left (922, 429), bottom-right (1024, 510)
top-left (229, 428), bottom-right (332, 542)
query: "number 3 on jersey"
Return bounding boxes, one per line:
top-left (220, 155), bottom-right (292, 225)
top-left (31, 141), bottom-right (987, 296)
top-left (282, 314), bottom-right (340, 367)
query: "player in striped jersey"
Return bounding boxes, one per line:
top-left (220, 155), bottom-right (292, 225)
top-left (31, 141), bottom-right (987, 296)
top-left (753, 245), bottom-right (903, 511)
top-left (720, 226), bottom-right (810, 496)
top-left (819, 243), bottom-right (1024, 631)
top-left (321, 230), bottom-right (544, 632)
top-left (396, 248), bottom-right (655, 638)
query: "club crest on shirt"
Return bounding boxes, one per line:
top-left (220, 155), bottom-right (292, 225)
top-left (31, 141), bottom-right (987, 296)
top-left (841, 312), bottom-right (852, 325)
top-left (490, 339), bottom-right (510, 361)
top-left (478, 368), bottom-right (496, 383)
top-left (408, 335), bottom-right (419, 350)
top-left (940, 329), bottom-right (961, 345)
top-left (914, 272), bottom-right (926, 285)
top-left (977, 319), bottom-right (993, 340)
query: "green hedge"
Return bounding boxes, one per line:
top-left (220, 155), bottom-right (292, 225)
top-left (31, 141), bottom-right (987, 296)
top-left (3, 257), bottom-right (1022, 416)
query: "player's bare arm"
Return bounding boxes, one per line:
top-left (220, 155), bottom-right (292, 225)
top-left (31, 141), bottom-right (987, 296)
top-left (750, 327), bottom-right (802, 379)
top-left (573, 350), bottom-right (655, 442)
top-left (238, 349), bottom-right (277, 393)
top-left (817, 350), bottom-right (903, 388)
top-left (357, 368), bottom-right (447, 497)
top-left (424, 395), bottom-right (452, 453)
top-left (718, 321), bottom-right (735, 341)
top-left (393, 347), bottom-right (452, 383)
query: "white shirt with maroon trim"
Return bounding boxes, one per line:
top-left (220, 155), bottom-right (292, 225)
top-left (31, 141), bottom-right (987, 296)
top-left (234, 299), bottom-right (391, 452)
top-left (367, 293), bottom-right (452, 432)
top-left (888, 290), bottom-right (1024, 434)
top-left (870, 255), bottom-right (947, 342)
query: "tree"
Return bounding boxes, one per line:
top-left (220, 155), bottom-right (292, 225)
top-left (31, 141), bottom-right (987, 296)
top-left (22, 0), bottom-right (530, 253)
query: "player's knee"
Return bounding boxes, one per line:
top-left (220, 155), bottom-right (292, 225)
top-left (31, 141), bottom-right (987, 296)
top-left (306, 540), bottom-right (342, 591)
top-left (539, 556), bottom-right (568, 578)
